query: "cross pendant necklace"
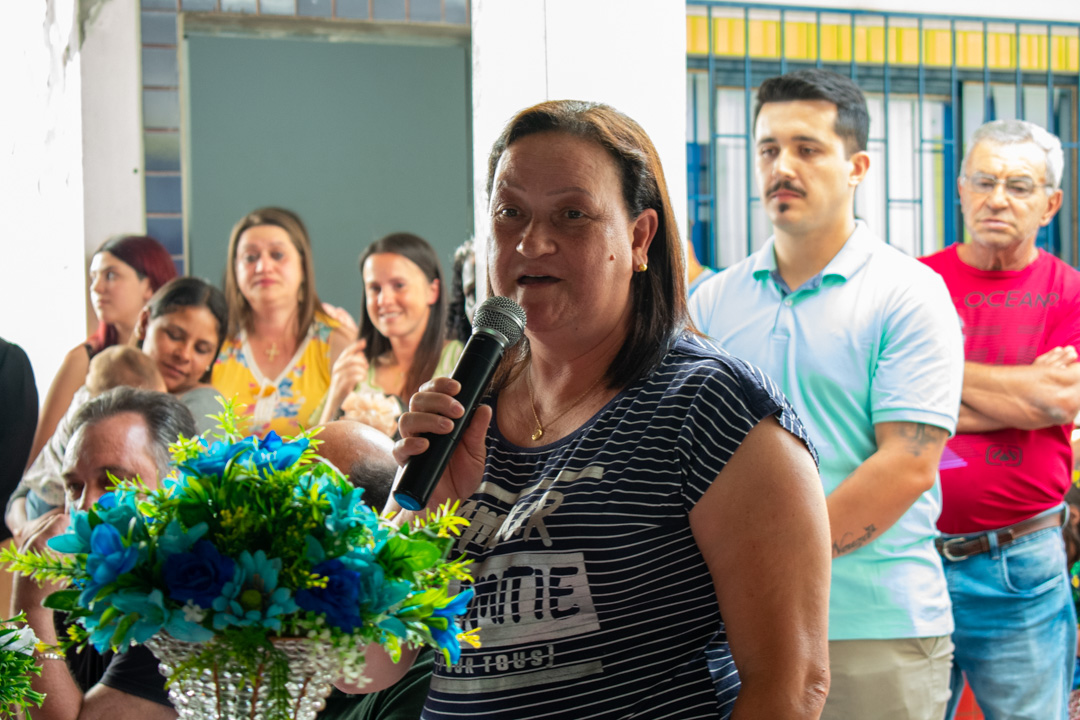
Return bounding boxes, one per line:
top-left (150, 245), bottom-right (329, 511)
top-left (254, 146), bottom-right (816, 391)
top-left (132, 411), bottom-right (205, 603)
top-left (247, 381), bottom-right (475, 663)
top-left (266, 342), bottom-right (280, 361)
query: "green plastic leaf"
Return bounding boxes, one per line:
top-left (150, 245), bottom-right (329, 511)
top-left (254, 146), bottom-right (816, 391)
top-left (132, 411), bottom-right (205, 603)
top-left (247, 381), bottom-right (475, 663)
top-left (42, 589), bottom-right (81, 612)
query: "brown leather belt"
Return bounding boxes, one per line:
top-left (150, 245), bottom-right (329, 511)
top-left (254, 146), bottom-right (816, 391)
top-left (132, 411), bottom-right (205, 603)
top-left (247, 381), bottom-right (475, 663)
top-left (935, 507), bottom-right (1067, 562)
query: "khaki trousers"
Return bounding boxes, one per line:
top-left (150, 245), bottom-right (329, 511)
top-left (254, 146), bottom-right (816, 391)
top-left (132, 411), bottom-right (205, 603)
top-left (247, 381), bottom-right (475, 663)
top-left (821, 635), bottom-right (953, 720)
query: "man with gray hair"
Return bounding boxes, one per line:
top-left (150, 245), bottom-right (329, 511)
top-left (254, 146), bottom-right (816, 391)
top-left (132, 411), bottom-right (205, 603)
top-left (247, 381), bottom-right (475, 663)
top-left (921, 119), bottom-right (1078, 719)
top-left (12, 387), bottom-right (195, 720)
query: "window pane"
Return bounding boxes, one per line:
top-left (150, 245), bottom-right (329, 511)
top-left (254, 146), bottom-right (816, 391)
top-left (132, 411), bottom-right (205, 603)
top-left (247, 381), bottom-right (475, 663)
top-left (141, 12), bottom-right (178, 45)
top-left (145, 131), bottom-right (181, 172)
top-left (372, 0), bottom-right (405, 21)
top-left (298, 0), bottom-right (332, 17)
top-left (145, 175), bottom-right (183, 214)
top-left (410, 0), bottom-right (441, 22)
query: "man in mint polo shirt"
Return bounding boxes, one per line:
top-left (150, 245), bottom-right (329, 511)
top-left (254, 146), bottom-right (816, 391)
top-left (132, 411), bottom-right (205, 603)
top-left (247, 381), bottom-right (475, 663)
top-left (689, 69), bottom-right (964, 720)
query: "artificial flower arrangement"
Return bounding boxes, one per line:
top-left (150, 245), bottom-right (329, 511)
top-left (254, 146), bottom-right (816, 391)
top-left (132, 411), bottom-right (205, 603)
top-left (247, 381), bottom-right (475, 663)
top-left (3, 400), bottom-right (476, 719)
top-left (0, 613), bottom-right (45, 716)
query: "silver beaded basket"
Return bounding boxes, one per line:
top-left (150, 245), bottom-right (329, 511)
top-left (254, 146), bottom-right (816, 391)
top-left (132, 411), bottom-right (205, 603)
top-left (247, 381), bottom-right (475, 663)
top-left (146, 634), bottom-right (344, 720)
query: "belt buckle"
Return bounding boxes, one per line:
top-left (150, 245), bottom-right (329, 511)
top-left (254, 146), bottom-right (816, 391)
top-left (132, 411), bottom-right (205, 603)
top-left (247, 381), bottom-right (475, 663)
top-left (939, 537), bottom-right (970, 562)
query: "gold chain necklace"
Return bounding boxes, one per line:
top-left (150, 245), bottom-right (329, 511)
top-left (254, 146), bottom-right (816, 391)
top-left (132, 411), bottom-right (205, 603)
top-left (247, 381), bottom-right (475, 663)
top-left (525, 367), bottom-right (606, 442)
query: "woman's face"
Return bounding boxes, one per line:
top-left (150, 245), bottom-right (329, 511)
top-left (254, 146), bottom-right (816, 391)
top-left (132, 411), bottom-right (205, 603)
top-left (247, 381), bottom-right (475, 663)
top-left (487, 131), bottom-right (655, 343)
top-left (362, 253), bottom-right (439, 343)
top-left (234, 224), bottom-right (304, 309)
top-left (140, 306), bottom-right (222, 394)
top-left (89, 251), bottom-right (154, 327)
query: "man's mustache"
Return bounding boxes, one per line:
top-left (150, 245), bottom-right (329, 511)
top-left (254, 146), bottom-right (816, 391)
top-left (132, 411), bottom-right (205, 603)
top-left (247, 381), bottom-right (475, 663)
top-left (766, 180), bottom-right (807, 197)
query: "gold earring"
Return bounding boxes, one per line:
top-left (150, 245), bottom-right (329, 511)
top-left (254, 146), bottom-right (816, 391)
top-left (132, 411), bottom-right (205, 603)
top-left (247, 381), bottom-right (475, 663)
top-left (636, 262), bottom-right (648, 272)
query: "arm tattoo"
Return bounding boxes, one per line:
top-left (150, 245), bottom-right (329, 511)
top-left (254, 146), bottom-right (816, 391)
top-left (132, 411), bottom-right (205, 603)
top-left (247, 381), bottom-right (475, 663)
top-left (833, 524), bottom-right (877, 557)
top-left (894, 423), bottom-right (948, 458)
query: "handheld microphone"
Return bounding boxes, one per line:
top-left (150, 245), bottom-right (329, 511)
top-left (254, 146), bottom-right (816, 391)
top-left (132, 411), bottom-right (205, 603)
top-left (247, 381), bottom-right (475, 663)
top-left (392, 296), bottom-right (527, 511)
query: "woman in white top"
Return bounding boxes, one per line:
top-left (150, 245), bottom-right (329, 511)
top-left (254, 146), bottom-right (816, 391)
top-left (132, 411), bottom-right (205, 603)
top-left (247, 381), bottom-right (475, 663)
top-left (319, 233), bottom-right (463, 433)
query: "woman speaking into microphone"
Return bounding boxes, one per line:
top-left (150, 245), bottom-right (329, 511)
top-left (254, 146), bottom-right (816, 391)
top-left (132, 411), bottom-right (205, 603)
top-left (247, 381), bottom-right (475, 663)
top-left (381, 101), bottom-right (832, 719)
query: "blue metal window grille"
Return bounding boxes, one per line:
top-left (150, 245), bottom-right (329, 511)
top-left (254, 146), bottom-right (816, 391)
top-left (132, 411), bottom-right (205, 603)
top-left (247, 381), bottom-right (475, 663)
top-left (686, 2), bottom-right (1080, 269)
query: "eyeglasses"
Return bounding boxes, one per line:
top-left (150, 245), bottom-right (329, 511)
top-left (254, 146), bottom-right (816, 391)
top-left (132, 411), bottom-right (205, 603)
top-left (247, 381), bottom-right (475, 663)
top-left (963, 172), bottom-right (1052, 199)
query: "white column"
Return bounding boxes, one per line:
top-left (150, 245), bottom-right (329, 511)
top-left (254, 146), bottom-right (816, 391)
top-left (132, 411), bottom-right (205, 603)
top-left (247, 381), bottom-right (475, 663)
top-left (0, 0), bottom-right (144, 403)
top-left (471, 0), bottom-right (688, 290)
top-left (80, 0), bottom-right (146, 261)
top-left (0, 0), bottom-right (88, 402)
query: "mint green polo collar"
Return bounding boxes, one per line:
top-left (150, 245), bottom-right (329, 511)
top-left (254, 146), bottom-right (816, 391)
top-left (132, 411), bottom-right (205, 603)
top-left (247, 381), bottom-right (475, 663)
top-left (751, 220), bottom-right (874, 287)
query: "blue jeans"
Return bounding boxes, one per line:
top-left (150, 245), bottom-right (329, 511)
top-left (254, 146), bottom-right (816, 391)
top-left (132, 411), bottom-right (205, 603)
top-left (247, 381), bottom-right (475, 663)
top-left (942, 513), bottom-right (1076, 720)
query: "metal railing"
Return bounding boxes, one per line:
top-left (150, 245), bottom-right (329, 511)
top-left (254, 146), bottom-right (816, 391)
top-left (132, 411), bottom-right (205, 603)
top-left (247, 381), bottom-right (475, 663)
top-left (686, 1), bottom-right (1080, 268)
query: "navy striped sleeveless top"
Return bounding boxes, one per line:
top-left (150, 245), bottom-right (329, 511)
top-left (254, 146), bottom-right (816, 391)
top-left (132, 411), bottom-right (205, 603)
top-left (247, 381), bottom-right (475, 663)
top-left (423, 334), bottom-right (812, 719)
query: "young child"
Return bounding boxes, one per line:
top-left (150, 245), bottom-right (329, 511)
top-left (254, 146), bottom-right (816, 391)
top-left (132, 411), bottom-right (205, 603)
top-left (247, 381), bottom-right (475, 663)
top-left (5, 346), bottom-right (165, 540)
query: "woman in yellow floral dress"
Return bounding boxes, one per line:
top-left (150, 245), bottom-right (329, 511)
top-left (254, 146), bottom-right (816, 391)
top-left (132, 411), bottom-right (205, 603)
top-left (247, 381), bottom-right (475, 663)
top-left (213, 207), bottom-right (352, 437)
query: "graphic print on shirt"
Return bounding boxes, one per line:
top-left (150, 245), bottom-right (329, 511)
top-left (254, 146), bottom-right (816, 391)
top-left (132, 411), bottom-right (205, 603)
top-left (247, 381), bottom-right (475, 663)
top-left (433, 465), bottom-right (604, 693)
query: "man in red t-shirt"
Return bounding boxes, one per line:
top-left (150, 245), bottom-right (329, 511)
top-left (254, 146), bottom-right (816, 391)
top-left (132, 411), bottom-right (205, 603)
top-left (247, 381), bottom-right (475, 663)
top-left (921, 119), bottom-right (1078, 720)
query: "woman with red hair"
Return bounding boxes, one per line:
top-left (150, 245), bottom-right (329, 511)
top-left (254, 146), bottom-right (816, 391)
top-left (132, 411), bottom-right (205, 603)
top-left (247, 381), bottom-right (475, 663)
top-left (27, 235), bottom-right (176, 469)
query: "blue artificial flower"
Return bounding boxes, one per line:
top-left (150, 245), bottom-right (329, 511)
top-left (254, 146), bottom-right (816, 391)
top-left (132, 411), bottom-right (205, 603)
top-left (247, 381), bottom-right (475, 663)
top-left (164, 540), bottom-right (235, 608)
top-left (211, 550), bottom-right (298, 632)
top-left (183, 432), bottom-right (309, 480)
top-left (182, 436), bottom-right (258, 478)
top-left (248, 432), bottom-right (308, 475)
top-left (295, 559), bottom-right (363, 633)
top-left (157, 519), bottom-right (208, 556)
top-left (47, 512), bottom-right (93, 554)
top-left (426, 588), bottom-right (475, 664)
top-left (81, 524), bottom-right (139, 604)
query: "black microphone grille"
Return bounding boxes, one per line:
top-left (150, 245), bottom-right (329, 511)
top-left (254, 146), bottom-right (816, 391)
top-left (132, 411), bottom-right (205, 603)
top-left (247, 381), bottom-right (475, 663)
top-left (472, 296), bottom-right (526, 345)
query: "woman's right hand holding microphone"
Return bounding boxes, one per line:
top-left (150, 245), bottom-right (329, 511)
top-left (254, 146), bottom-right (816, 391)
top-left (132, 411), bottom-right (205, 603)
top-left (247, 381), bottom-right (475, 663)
top-left (393, 376), bottom-right (491, 512)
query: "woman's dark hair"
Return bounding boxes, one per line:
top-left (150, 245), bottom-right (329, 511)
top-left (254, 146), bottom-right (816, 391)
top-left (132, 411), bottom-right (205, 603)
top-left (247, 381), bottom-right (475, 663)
top-left (223, 207), bottom-right (321, 344)
top-left (358, 232), bottom-right (448, 400)
top-left (141, 277), bottom-right (229, 383)
top-left (753, 68), bottom-right (870, 155)
top-left (88, 235), bottom-right (178, 353)
top-left (446, 239), bottom-right (475, 343)
top-left (485, 100), bottom-right (688, 390)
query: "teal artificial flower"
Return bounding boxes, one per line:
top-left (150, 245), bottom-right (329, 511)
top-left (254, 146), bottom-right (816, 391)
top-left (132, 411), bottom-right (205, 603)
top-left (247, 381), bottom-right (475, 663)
top-left (323, 486), bottom-right (377, 535)
top-left (377, 616), bottom-right (408, 639)
top-left (47, 511), bottom-right (93, 554)
top-left (357, 564), bottom-right (411, 616)
top-left (85, 588), bottom-right (213, 651)
top-left (157, 519), bottom-right (208, 558)
top-left (93, 491), bottom-right (145, 537)
top-left (211, 550), bottom-right (298, 632)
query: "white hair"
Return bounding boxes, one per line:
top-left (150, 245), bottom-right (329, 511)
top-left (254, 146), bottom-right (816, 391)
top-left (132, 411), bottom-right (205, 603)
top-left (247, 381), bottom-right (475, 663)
top-left (961, 119), bottom-right (1064, 190)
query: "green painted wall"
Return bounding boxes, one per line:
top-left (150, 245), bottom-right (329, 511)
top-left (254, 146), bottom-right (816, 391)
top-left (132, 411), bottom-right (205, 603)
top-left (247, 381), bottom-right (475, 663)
top-left (185, 32), bottom-right (471, 318)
